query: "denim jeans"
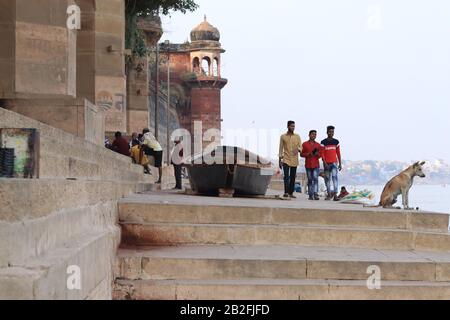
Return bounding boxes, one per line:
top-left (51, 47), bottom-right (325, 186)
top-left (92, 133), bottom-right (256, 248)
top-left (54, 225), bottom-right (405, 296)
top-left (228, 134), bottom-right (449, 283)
top-left (173, 164), bottom-right (183, 189)
top-left (324, 163), bottom-right (339, 194)
top-left (283, 164), bottom-right (297, 195)
top-left (306, 168), bottom-right (320, 197)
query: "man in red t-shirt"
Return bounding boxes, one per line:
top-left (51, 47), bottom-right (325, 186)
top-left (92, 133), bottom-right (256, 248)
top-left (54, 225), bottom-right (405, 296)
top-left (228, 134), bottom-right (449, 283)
top-left (301, 130), bottom-right (322, 200)
top-left (320, 126), bottom-right (342, 201)
top-left (112, 131), bottom-right (130, 157)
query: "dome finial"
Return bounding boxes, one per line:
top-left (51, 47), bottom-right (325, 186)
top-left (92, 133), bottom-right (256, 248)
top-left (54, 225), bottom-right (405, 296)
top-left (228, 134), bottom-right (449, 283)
top-left (190, 16), bottom-right (221, 42)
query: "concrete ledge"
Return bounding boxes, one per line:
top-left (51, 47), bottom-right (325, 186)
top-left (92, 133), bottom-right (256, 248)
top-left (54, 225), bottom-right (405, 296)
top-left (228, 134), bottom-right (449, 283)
top-left (120, 222), bottom-right (450, 251)
top-left (0, 230), bottom-right (117, 300)
top-left (119, 202), bottom-right (449, 233)
top-left (116, 245), bottom-right (450, 282)
top-left (113, 278), bottom-right (450, 300)
top-left (0, 179), bottom-right (153, 222)
top-left (119, 192), bottom-right (450, 233)
top-left (0, 201), bottom-right (120, 267)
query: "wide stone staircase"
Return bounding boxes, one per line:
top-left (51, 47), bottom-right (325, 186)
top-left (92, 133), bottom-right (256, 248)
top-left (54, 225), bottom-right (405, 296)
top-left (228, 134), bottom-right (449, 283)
top-left (0, 108), bottom-right (155, 300)
top-left (113, 193), bottom-right (450, 300)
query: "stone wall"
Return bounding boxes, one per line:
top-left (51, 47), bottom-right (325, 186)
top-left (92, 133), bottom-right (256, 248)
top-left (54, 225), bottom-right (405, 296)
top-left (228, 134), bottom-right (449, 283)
top-left (1, 0), bottom-right (127, 141)
top-left (127, 56), bottom-right (151, 134)
top-left (94, 0), bottom-right (127, 134)
top-left (148, 89), bottom-right (181, 158)
top-left (0, 99), bottom-right (101, 144)
top-left (126, 15), bottom-right (163, 135)
top-left (0, 0), bottom-right (76, 98)
top-left (0, 108), bottom-right (153, 300)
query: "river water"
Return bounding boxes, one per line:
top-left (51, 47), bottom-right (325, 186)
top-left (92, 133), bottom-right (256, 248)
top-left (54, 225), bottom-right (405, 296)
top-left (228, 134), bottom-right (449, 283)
top-left (349, 185), bottom-right (450, 214)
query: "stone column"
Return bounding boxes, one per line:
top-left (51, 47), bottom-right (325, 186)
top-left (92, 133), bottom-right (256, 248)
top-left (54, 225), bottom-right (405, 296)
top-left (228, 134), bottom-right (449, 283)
top-left (126, 15), bottom-right (162, 135)
top-left (92, 0), bottom-right (127, 135)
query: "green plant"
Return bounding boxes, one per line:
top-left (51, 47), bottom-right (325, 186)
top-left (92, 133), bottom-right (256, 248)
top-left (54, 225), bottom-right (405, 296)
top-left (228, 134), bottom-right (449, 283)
top-left (125, 0), bottom-right (198, 60)
top-left (181, 71), bottom-right (198, 82)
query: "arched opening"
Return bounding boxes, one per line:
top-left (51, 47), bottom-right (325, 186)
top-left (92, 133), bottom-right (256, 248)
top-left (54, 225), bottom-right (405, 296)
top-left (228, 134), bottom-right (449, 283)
top-left (213, 58), bottom-right (219, 77)
top-left (201, 57), bottom-right (211, 76)
top-left (192, 57), bottom-right (200, 74)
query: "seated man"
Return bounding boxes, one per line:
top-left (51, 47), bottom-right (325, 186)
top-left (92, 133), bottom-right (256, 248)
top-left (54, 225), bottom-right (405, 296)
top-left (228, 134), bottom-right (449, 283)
top-left (112, 132), bottom-right (130, 157)
top-left (336, 186), bottom-right (350, 201)
top-left (130, 136), bottom-right (151, 175)
top-left (129, 132), bottom-right (138, 149)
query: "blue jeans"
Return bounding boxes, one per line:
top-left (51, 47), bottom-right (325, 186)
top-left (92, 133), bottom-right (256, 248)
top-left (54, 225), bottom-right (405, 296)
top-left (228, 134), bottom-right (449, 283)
top-left (325, 163), bottom-right (339, 194)
top-left (283, 164), bottom-right (297, 195)
top-left (306, 168), bottom-right (320, 197)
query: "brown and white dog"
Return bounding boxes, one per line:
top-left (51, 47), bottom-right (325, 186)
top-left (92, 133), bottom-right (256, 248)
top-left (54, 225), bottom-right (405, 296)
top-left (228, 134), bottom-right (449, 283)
top-left (376, 161), bottom-right (426, 210)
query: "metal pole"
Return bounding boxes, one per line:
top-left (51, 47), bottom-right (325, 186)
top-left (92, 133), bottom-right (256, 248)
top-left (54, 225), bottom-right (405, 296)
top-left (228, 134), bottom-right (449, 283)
top-left (165, 41), bottom-right (171, 165)
top-left (154, 43), bottom-right (159, 140)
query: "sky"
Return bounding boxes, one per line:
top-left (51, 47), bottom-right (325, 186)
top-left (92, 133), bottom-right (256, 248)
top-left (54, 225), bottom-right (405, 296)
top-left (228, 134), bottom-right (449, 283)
top-left (160, 0), bottom-right (450, 162)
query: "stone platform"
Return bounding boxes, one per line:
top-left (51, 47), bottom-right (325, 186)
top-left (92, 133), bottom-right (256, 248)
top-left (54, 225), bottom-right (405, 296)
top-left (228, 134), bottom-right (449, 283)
top-left (113, 190), bottom-right (450, 300)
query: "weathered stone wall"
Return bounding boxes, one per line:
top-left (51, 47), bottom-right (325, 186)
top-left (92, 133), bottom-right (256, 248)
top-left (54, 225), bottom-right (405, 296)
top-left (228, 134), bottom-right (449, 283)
top-left (1, 0), bottom-right (126, 141)
top-left (0, 0), bottom-right (15, 96)
top-left (0, 0), bottom-right (76, 98)
top-left (190, 86), bottom-right (223, 138)
top-left (148, 90), bottom-right (181, 156)
top-left (93, 0), bottom-right (127, 134)
top-left (126, 16), bottom-right (163, 135)
top-left (75, 0), bottom-right (127, 134)
top-left (0, 108), bottom-right (153, 300)
top-left (0, 98), bottom-right (87, 139)
top-left (127, 57), bottom-right (151, 134)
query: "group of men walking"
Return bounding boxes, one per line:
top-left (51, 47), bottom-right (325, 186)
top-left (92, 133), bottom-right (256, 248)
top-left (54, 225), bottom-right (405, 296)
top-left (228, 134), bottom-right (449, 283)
top-left (279, 121), bottom-right (342, 201)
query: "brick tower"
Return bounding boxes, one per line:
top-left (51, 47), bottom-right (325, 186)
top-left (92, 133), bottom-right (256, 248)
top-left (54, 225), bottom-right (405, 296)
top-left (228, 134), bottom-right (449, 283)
top-left (185, 16), bottom-right (228, 149)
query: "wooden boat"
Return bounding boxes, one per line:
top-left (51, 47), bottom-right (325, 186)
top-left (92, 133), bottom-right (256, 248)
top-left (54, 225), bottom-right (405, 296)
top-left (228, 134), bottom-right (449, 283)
top-left (184, 146), bottom-right (275, 196)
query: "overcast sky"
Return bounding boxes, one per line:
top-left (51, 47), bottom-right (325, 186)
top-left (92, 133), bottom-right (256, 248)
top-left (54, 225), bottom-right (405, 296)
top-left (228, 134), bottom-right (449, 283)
top-left (160, 0), bottom-right (450, 162)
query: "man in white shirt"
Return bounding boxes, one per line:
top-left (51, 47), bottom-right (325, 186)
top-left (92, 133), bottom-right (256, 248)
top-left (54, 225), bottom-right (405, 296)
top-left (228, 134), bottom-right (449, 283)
top-left (142, 129), bottom-right (163, 184)
top-left (171, 137), bottom-right (184, 190)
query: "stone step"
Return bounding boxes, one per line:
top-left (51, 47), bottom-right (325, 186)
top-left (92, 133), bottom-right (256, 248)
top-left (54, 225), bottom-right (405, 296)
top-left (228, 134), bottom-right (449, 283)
top-left (0, 229), bottom-right (117, 300)
top-left (119, 193), bottom-right (450, 233)
top-left (39, 153), bottom-right (156, 182)
top-left (119, 222), bottom-right (450, 251)
top-left (116, 245), bottom-right (450, 282)
top-left (0, 178), bottom-right (155, 269)
top-left (0, 178), bottom-right (153, 223)
top-left (1, 201), bottom-right (121, 268)
top-left (113, 278), bottom-right (450, 300)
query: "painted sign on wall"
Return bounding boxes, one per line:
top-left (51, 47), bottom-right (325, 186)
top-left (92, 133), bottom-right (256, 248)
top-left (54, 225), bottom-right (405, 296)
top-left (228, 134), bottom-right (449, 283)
top-left (0, 129), bottom-right (39, 178)
top-left (96, 76), bottom-right (127, 133)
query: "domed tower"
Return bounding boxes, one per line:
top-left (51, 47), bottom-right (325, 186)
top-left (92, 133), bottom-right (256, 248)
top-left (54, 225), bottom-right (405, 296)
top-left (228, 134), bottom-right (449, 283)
top-left (185, 16), bottom-right (228, 148)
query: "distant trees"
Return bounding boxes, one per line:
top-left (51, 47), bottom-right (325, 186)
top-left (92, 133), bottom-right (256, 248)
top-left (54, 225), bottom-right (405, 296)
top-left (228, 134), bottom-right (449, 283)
top-left (125, 0), bottom-right (198, 58)
top-left (126, 0), bottom-right (198, 16)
